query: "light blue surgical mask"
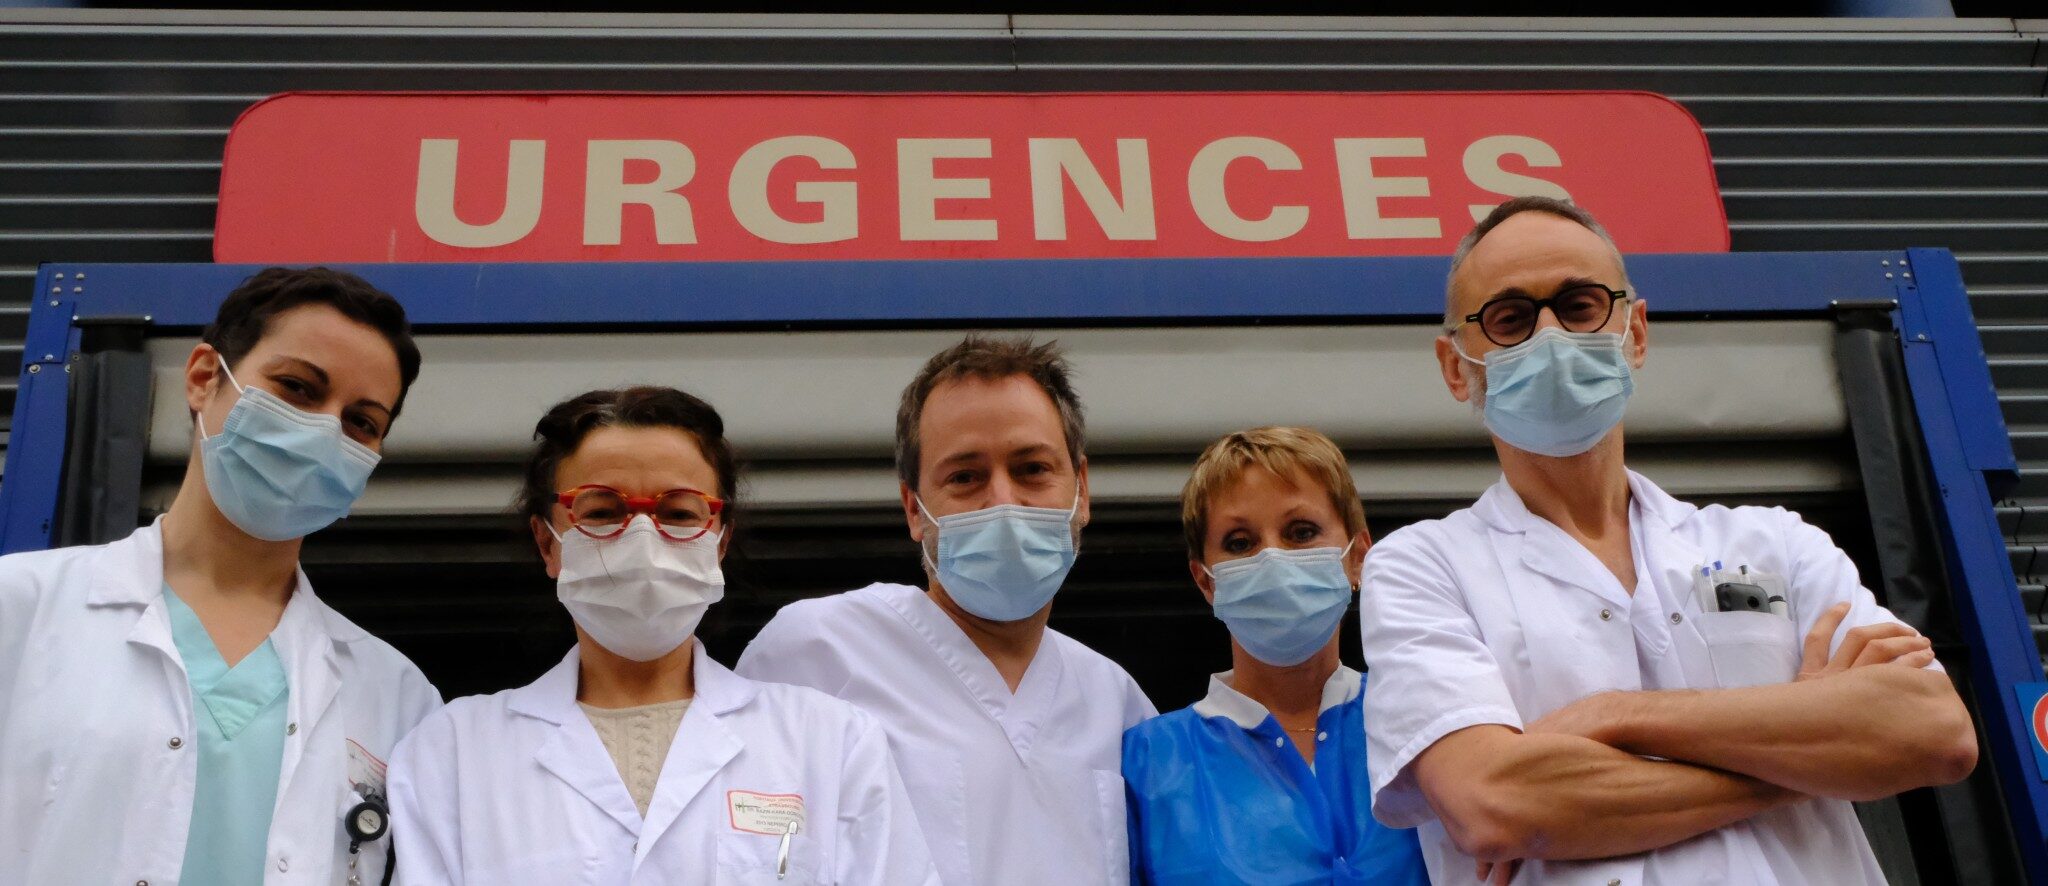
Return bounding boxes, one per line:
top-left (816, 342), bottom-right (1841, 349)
top-left (1457, 314), bottom-right (1636, 458)
top-left (917, 496), bottom-right (1080, 622)
top-left (198, 358), bottom-right (380, 541)
top-left (1205, 542), bottom-right (1354, 667)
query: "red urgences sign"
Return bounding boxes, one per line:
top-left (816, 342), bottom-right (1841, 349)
top-left (215, 91), bottom-right (1726, 263)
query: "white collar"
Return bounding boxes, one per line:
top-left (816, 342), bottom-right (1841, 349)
top-left (1473, 467), bottom-right (1697, 536)
top-left (1191, 666), bottom-right (1361, 730)
top-left (507, 640), bottom-right (757, 726)
top-left (87, 518), bottom-right (366, 642)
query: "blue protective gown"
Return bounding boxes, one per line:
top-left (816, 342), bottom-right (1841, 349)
top-left (1122, 667), bottom-right (1428, 886)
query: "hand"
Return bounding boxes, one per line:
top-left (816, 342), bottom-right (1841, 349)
top-left (1477, 859), bottom-right (1521, 884)
top-left (1525, 692), bottom-right (1617, 745)
top-left (1795, 603), bottom-right (1935, 681)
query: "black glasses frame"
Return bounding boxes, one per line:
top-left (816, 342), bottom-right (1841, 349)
top-left (1450, 283), bottom-right (1631, 347)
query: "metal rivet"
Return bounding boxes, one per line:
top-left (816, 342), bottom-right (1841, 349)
top-left (1917, 333), bottom-right (1929, 341)
top-left (1902, 272), bottom-right (1912, 279)
top-left (42, 354), bottom-right (53, 361)
top-left (25, 365), bottom-right (38, 374)
top-left (1884, 273), bottom-right (1894, 279)
top-left (46, 300), bottom-right (57, 307)
top-left (1599, 608), bottom-right (1613, 621)
top-left (53, 272), bottom-right (63, 279)
top-left (168, 736), bottom-right (183, 749)
top-left (74, 272), bottom-right (84, 280)
top-left (48, 286), bottom-right (59, 294)
top-left (1880, 260), bottom-right (1890, 266)
top-left (1670, 612), bottom-right (1682, 624)
top-left (71, 286), bottom-right (81, 293)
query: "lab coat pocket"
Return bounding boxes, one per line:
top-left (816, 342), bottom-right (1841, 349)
top-left (1093, 768), bottom-right (1130, 884)
top-left (717, 830), bottom-right (814, 884)
top-left (1693, 611), bottom-right (1799, 688)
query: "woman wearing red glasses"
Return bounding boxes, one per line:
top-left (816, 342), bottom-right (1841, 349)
top-left (386, 386), bottom-right (939, 885)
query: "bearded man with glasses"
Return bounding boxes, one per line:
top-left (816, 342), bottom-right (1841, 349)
top-left (1356, 196), bottom-right (1978, 885)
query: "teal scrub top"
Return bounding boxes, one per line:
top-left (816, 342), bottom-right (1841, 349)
top-left (163, 586), bottom-right (289, 886)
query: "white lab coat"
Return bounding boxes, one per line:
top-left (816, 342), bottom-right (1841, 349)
top-left (736, 582), bottom-right (1157, 886)
top-left (0, 519), bottom-right (442, 886)
top-left (1360, 470), bottom-right (1919, 886)
top-left (386, 641), bottom-right (939, 886)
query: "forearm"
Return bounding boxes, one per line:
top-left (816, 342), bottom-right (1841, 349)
top-left (1424, 730), bottom-right (1794, 862)
top-left (1594, 665), bottom-right (1976, 800)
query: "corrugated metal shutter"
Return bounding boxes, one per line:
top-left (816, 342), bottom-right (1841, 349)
top-left (0, 10), bottom-right (2043, 642)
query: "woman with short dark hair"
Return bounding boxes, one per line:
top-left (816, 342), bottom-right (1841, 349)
top-left (387, 386), bottom-right (938, 885)
top-left (0, 266), bottom-right (439, 886)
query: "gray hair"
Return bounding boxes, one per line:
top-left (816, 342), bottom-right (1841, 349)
top-left (1444, 196), bottom-right (1627, 329)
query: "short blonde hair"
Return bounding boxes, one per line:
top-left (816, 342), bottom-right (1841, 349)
top-left (1180, 426), bottom-right (1366, 559)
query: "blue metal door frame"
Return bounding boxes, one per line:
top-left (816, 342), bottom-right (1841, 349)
top-left (2, 249), bottom-right (2039, 873)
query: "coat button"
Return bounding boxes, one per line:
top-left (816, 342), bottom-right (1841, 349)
top-left (1608, 880), bottom-right (1622, 886)
top-left (277, 857), bottom-right (289, 872)
top-left (287, 722), bottom-right (297, 735)
top-left (167, 736), bottom-right (182, 749)
top-left (1670, 612), bottom-right (1683, 624)
top-left (1599, 608), bottom-right (1613, 621)
top-left (137, 881), bottom-right (149, 886)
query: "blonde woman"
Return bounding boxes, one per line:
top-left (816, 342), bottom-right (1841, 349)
top-left (1121, 427), bottom-right (1426, 886)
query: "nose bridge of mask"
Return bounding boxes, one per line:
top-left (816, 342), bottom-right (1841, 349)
top-left (1462, 298), bottom-right (1638, 366)
top-left (205, 358), bottom-right (380, 467)
top-left (916, 495), bottom-right (1079, 541)
top-left (561, 519), bottom-right (723, 589)
top-left (1206, 538), bottom-right (1352, 577)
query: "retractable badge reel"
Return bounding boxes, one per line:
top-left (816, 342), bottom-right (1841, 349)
top-left (344, 789), bottom-right (392, 886)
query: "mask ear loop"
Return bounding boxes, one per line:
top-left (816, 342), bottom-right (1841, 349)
top-left (195, 356), bottom-right (249, 443)
top-left (1340, 537), bottom-right (1362, 591)
top-left (912, 496), bottom-right (944, 576)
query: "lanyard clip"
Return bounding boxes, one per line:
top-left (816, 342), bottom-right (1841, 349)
top-left (776, 819), bottom-right (800, 880)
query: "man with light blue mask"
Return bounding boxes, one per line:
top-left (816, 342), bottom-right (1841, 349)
top-left (1358, 196), bottom-right (1977, 885)
top-left (0, 267), bottom-right (442, 886)
top-left (739, 335), bottom-right (1156, 886)
top-left (1123, 426), bottom-right (1427, 886)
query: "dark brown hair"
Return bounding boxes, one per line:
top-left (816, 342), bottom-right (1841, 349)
top-left (894, 334), bottom-right (1086, 490)
top-left (202, 266), bottom-right (422, 418)
top-left (517, 386), bottom-right (741, 527)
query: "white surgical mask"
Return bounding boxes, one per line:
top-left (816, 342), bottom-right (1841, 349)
top-left (552, 518), bottom-right (724, 661)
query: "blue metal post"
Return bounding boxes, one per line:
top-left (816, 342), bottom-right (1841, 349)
top-left (0, 267), bottom-right (78, 555)
top-left (1895, 248), bottom-right (2048, 877)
